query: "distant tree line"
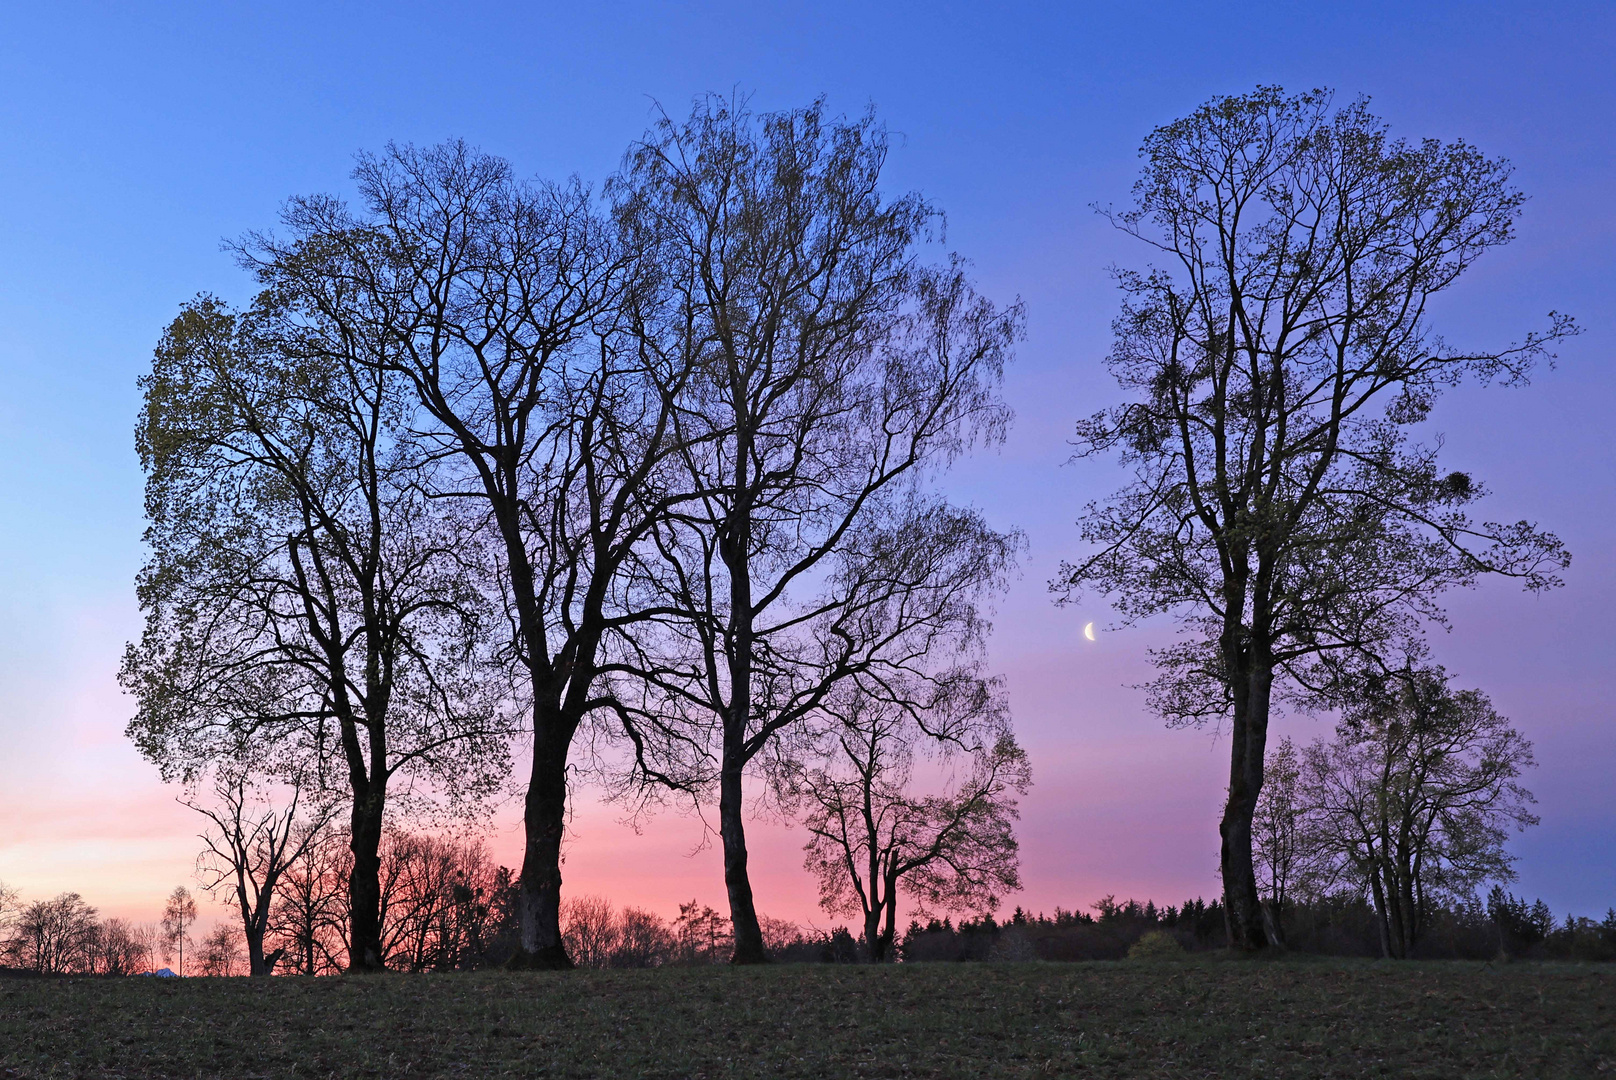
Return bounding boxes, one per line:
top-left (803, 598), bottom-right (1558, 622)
top-left (8, 875), bottom-right (1615, 975)
top-left (102, 82), bottom-right (1581, 975)
top-left (0, 881), bottom-right (238, 976)
top-left (888, 893), bottom-right (1616, 964)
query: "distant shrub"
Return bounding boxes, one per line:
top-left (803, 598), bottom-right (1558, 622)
top-left (1127, 930), bottom-right (1185, 961)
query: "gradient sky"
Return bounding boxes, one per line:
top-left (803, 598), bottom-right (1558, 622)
top-left (1, 1), bottom-right (1611, 933)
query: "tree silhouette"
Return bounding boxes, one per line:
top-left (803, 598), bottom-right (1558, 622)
top-left (1056, 86), bottom-right (1571, 950)
top-left (162, 887), bottom-right (197, 976)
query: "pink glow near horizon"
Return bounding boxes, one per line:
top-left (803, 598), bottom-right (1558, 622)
top-left (4, 547), bottom-right (1608, 937)
top-left (0, 598), bottom-right (1236, 934)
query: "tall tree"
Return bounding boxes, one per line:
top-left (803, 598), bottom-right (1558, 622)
top-left (1298, 665), bottom-right (1536, 958)
top-left (795, 683), bottom-right (1030, 962)
top-left (123, 294), bottom-right (505, 970)
top-left (246, 142), bottom-right (701, 967)
top-left (611, 96), bottom-right (1020, 962)
top-left (1054, 86), bottom-right (1571, 949)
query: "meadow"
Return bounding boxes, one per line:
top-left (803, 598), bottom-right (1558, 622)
top-left (2, 959), bottom-right (1612, 1079)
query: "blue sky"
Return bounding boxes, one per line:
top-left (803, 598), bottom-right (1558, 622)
top-left (0, 1), bottom-right (1611, 923)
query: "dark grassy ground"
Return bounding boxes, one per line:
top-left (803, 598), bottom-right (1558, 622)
top-left (2, 958), bottom-right (1613, 1079)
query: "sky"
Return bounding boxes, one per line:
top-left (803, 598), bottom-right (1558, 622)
top-left (0, 1), bottom-right (1611, 933)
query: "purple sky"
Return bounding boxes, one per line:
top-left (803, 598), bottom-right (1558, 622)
top-left (0, 1), bottom-right (1610, 930)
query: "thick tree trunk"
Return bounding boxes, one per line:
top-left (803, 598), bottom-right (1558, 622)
top-left (720, 746), bottom-right (769, 964)
top-left (510, 713), bottom-right (574, 970)
top-left (1397, 862), bottom-right (1420, 958)
top-left (1219, 797), bottom-right (1266, 951)
top-left (245, 928), bottom-right (266, 976)
top-left (244, 926), bottom-right (282, 977)
top-left (1368, 871), bottom-right (1396, 958)
top-left (718, 460), bottom-right (768, 965)
top-left (1220, 652), bottom-right (1279, 952)
top-left (1387, 889), bottom-right (1408, 958)
top-left (348, 789), bottom-right (387, 970)
top-left (867, 896), bottom-right (898, 963)
top-left (864, 909), bottom-right (885, 963)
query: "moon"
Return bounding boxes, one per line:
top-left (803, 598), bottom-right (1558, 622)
top-left (1084, 621), bottom-right (1096, 642)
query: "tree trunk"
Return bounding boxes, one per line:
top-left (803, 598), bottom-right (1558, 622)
top-left (1368, 869), bottom-right (1397, 958)
top-left (864, 908), bottom-right (886, 963)
top-left (245, 927), bottom-right (267, 977)
top-left (510, 712), bottom-right (573, 970)
top-left (1397, 859), bottom-right (1420, 958)
top-left (720, 744), bottom-right (769, 964)
top-left (348, 789), bottom-right (387, 970)
top-left (868, 890), bottom-right (898, 963)
top-left (1386, 885), bottom-right (1408, 959)
top-left (718, 459), bottom-right (768, 965)
top-left (1220, 650), bottom-right (1279, 952)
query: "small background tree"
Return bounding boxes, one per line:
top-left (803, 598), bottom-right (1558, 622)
top-left (1297, 665), bottom-right (1536, 958)
top-left (1252, 736), bottom-right (1307, 936)
top-left (197, 924), bottom-right (245, 976)
top-left (267, 822), bottom-right (349, 975)
top-left (90, 918), bottom-right (149, 975)
top-left (0, 880), bottom-right (18, 958)
top-left (6, 893), bottom-right (100, 974)
top-left (558, 896), bottom-right (619, 970)
top-left (189, 763), bottom-right (338, 975)
top-left (162, 886), bottom-right (197, 975)
top-left (795, 684), bottom-right (1030, 961)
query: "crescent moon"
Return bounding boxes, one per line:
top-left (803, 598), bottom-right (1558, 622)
top-left (1084, 621), bottom-right (1096, 642)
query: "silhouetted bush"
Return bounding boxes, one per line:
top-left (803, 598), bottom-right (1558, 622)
top-left (1127, 930), bottom-right (1185, 960)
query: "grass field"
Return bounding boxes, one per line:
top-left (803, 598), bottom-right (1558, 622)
top-left (2, 958), bottom-right (1613, 1079)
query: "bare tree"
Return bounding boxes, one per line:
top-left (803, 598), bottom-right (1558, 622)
top-left (611, 907), bottom-right (674, 968)
top-left (796, 685), bottom-right (1030, 962)
top-left (374, 830), bottom-right (497, 971)
top-left (1252, 736), bottom-right (1309, 936)
top-left (132, 922), bottom-right (162, 976)
top-left (197, 923), bottom-right (245, 976)
top-left (6, 893), bottom-right (100, 974)
top-left (89, 918), bottom-right (149, 975)
top-left (188, 764), bottom-right (339, 975)
top-left (267, 822), bottom-right (349, 975)
top-left (1298, 665), bottom-right (1536, 958)
top-left (0, 880), bottom-right (18, 952)
top-left (757, 915), bottom-right (806, 957)
top-left (560, 895), bottom-right (620, 969)
top-left (162, 887), bottom-right (198, 975)
top-left (123, 294), bottom-right (506, 970)
top-left (1054, 86), bottom-right (1572, 949)
top-left (611, 95), bottom-right (1020, 962)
